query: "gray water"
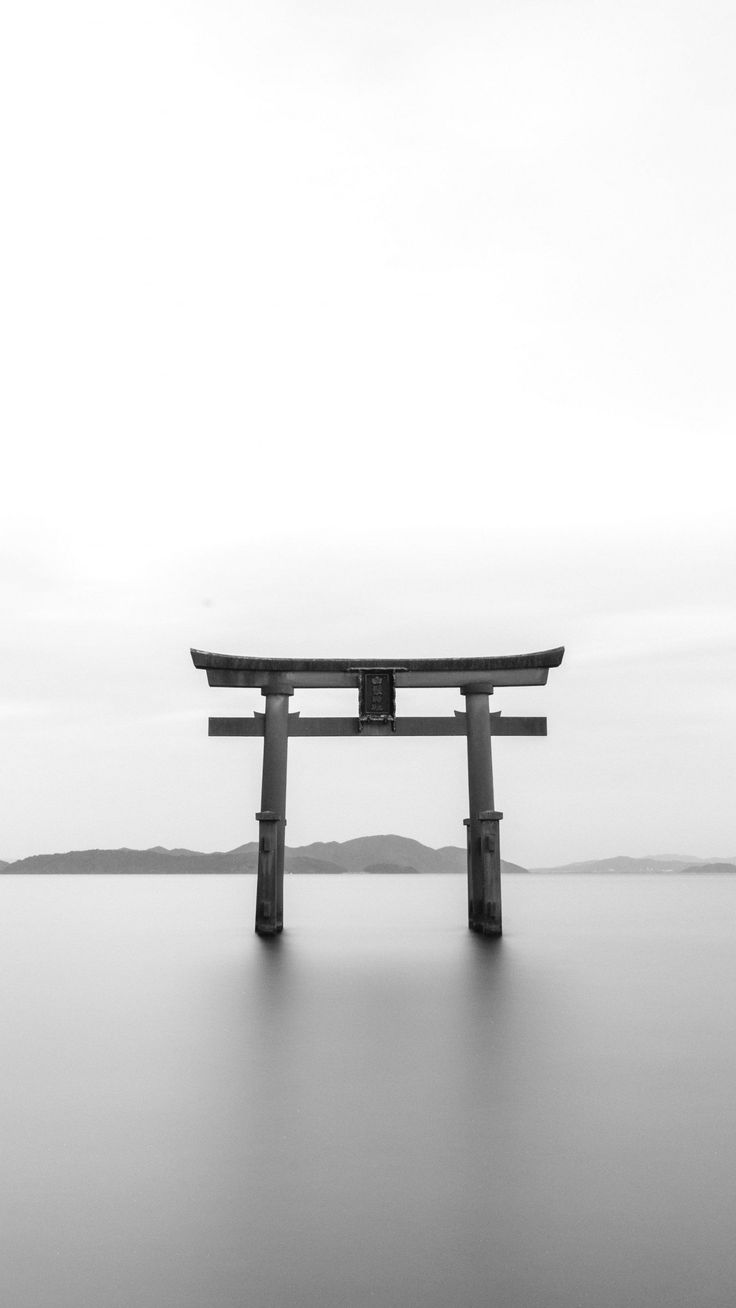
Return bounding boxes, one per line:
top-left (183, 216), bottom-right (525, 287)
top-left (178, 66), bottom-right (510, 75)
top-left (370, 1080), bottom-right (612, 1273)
top-left (1, 874), bottom-right (735, 1308)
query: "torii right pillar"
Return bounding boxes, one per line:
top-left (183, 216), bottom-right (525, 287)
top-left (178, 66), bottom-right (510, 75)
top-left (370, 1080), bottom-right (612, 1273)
top-left (462, 684), bottom-right (503, 936)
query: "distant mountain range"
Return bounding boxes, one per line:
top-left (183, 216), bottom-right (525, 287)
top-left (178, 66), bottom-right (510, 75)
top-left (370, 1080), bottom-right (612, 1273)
top-left (0, 837), bottom-right (734, 875)
top-left (532, 855), bottom-right (736, 874)
top-left (0, 835), bottom-right (521, 876)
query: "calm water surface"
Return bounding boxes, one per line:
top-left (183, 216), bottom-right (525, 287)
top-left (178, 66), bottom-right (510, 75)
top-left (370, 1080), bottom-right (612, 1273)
top-left (1, 873), bottom-right (735, 1308)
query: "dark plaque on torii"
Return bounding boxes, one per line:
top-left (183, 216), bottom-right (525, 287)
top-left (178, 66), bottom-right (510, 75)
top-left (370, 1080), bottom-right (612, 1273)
top-left (191, 646), bottom-right (564, 937)
top-left (358, 670), bottom-right (397, 728)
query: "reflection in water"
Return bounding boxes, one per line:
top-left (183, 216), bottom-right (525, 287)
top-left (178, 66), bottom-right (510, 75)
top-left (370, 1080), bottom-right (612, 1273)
top-left (1, 874), bottom-right (735, 1307)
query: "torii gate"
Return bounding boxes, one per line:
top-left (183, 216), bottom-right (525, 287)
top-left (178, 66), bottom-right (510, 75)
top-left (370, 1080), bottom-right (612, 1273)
top-left (191, 646), bottom-right (564, 937)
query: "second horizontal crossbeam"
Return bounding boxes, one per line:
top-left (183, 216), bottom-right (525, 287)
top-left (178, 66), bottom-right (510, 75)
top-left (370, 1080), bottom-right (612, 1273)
top-left (209, 716), bottom-right (547, 738)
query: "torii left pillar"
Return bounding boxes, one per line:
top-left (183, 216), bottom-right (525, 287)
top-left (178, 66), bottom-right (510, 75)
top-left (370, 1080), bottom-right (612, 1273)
top-left (463, 684), bottom-right (503, 936)
top-left (255, 683), bottom-right (292, 935)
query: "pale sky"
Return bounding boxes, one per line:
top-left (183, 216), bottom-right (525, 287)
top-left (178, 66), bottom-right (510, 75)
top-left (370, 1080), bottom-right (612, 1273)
top-left (2, 0), bottom-right (734, 864)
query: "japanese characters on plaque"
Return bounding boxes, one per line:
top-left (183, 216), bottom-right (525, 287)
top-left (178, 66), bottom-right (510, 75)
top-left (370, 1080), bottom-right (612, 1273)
top-left (358, 670), bottom-right (396, 725)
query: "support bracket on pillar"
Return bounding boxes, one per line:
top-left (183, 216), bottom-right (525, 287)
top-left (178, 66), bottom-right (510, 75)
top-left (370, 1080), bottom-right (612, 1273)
top-left (261, 680), bottom-right (295, 698)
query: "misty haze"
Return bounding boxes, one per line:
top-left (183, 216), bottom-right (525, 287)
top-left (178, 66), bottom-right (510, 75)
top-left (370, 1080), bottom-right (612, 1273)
top-left (3, 0), bottom-right (735, 1304)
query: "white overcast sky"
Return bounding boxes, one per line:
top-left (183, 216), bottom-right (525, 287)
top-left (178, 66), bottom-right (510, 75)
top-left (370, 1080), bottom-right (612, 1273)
top-left (2, 0), bottom-right (735, 864)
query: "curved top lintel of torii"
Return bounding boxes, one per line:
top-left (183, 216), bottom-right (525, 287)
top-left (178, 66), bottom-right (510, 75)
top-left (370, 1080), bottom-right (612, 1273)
top-left (190, 647), bottom-right (564, 689)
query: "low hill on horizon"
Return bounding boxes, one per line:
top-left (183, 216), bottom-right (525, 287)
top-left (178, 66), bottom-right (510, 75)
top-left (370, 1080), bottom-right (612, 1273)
top-left (2, 841), bottom-right (734, 876)
top-left (0, 836), bottom-right (527, 876)
top-left (679, 861), bottom-right (736, 875)
top-left (532, 854), bottom-right (736, 874)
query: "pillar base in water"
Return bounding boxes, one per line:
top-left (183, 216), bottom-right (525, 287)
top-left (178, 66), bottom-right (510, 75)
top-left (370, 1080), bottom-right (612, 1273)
top-left (464, 812), bottom-right (503, 937)
top-left (469, 912), bottom-right (502, 938)
top-left (255, 810), bottom-right (284, 936)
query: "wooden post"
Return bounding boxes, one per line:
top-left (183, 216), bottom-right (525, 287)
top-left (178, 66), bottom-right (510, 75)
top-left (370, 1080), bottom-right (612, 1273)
top-left (255, 684), bottom-right (292, 935)
top-left (462, 686), bottom-right (502, 936)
